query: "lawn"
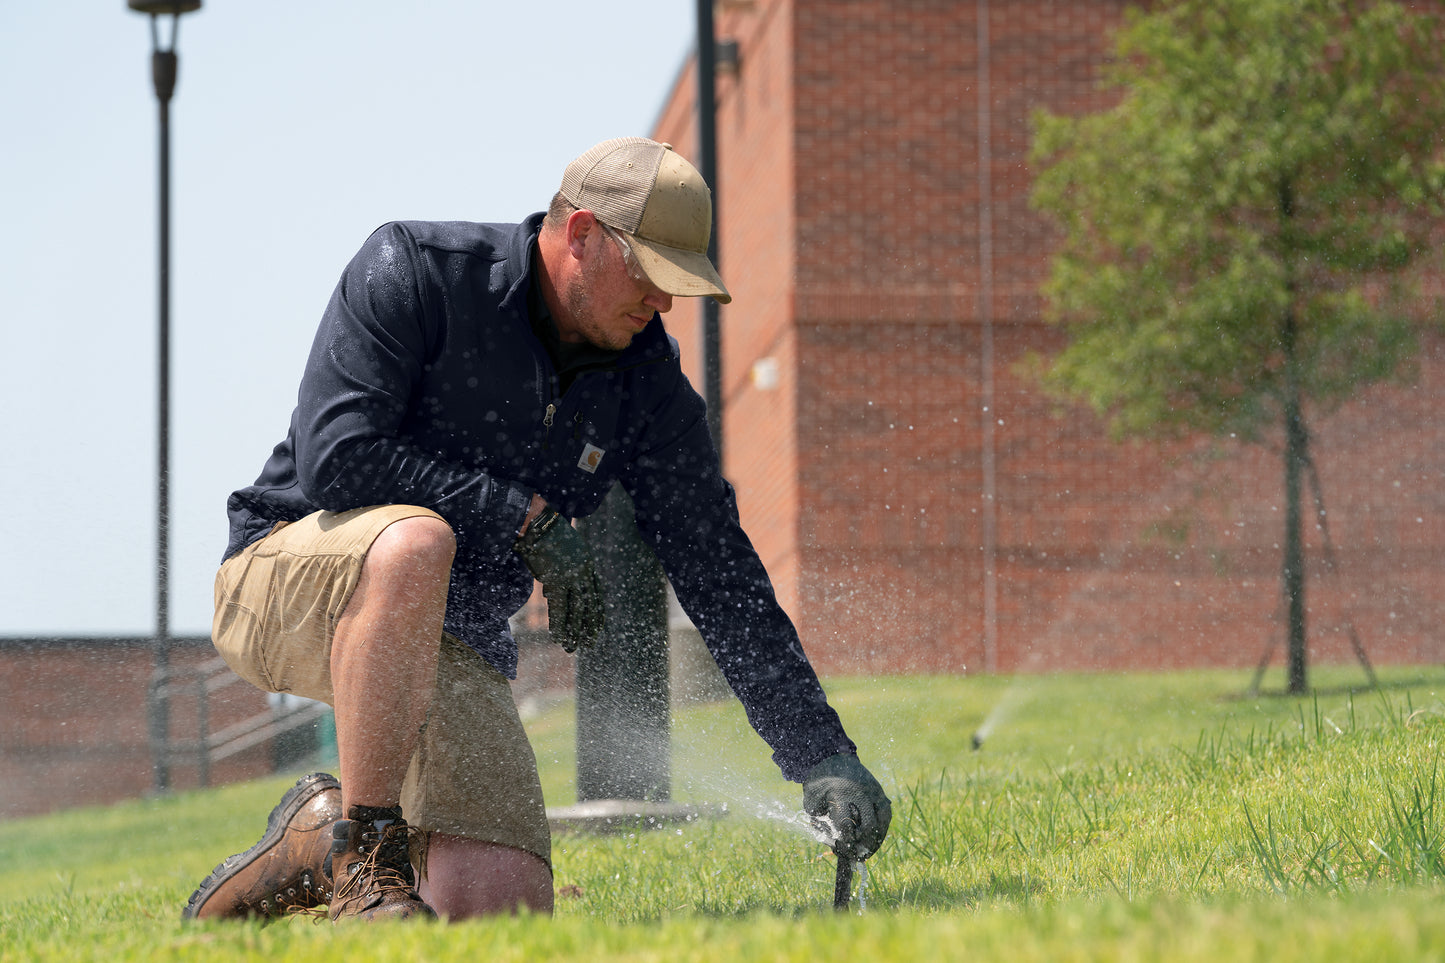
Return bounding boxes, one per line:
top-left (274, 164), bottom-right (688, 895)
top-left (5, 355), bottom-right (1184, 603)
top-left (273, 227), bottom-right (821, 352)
top-left (3, 663), bottom-right (1445, 961)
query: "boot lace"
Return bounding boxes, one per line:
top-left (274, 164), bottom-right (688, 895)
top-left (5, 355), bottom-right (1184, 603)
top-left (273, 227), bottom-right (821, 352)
top-left (332, 821), bottom-right (422, 909)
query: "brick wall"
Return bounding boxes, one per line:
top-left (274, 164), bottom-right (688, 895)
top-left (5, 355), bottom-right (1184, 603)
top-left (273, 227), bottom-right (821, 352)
top-left (651, 0), bottom-right (1445, 677)
top-left (660, 0), bottom-right (805, 609)
top-left (0, 639), bottom-right (279, 820)
top-left (791, 318), bottom-right (1445, 676)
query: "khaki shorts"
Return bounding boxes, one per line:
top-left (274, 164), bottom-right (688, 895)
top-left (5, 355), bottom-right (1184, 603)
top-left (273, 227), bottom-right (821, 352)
top-left (212, 504), bottom-right (551, 864)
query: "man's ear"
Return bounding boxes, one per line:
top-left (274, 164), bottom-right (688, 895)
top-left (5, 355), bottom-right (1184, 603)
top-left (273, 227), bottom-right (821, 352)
top-left (565, 209), bottom-right (598, 260)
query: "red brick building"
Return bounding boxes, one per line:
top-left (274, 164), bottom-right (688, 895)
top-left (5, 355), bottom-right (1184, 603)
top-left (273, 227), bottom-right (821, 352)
top-left (650, 0), bottom-right (1445, 677)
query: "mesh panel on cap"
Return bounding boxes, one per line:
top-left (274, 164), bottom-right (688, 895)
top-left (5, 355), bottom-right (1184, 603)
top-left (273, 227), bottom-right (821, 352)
top-left (558, 138), bottom-right (664, 234)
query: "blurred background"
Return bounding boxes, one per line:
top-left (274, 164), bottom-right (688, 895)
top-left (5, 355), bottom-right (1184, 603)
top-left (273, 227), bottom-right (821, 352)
top-left (2, 0), bottom-right (1441, 820)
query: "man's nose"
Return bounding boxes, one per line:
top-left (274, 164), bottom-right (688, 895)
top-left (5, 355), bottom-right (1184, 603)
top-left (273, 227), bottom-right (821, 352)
top-left (646, 289), bottom-right (674, 314)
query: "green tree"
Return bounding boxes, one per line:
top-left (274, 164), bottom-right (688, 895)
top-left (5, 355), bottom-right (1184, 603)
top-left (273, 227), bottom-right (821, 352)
top-left (1030, 0), bottom-right (1445, 693)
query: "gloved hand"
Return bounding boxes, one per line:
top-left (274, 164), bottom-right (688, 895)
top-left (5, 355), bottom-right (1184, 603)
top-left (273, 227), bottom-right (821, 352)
top-left (802, 752), bottom-right (892, 860)
top-left (513, 507), bottom-right (605, 653)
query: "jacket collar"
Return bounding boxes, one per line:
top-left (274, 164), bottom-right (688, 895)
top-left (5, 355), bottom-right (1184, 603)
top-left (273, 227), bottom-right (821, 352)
top-left (498, 212), bottom-right (546, 320)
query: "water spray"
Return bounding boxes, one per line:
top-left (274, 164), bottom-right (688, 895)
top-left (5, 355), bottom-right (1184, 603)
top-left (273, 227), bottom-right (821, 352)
top-left (971, 674), bottom-right (1039, 753)
top-left (665, 772), bottom-right (874, 914)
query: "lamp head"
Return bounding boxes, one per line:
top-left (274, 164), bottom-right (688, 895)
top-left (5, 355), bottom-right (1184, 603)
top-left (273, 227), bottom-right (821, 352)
top-left (127, 1), bottom-right (201, 13)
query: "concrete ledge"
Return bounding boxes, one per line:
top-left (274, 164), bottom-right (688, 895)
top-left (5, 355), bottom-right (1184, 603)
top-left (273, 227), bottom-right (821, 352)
top-left (547, 798), bottom-right (728, 835)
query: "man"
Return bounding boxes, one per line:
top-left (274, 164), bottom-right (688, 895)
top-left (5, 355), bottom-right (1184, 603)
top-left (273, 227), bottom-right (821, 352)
top-left (182, 137), bottom-right (890, 923)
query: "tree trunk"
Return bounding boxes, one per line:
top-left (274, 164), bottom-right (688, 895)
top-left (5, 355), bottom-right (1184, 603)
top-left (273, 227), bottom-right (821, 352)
top-left (1282, 390), bottom-right (1309, 694)
top-left (1278, 174), bottom-right (1309, 695)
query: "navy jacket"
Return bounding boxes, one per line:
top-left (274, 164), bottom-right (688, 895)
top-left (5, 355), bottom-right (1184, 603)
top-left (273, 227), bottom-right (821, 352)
top-left (224, 215), bottom-right (854, 781)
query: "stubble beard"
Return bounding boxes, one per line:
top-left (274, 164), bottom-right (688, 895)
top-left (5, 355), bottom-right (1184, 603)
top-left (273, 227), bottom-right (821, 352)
top-left (561, 260), bottom-right (637, 352)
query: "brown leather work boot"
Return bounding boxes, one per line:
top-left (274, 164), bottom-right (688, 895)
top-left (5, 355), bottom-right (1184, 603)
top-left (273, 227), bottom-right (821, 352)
top-left (327, 806), bottom-right (437, 922)
top-left (182, 771), bottom-right (342, 921)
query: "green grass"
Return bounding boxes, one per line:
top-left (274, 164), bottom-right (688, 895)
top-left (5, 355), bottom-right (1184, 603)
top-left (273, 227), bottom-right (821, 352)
top-left (5, 664), bottom-right (1445, 960)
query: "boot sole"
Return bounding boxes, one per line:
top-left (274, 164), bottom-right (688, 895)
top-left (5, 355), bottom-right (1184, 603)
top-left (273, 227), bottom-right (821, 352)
top-left (181, 771), bottom-right (341, 920)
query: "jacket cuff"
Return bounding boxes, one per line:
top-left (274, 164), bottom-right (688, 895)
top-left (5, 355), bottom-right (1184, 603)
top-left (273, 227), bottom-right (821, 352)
top-left (777, 736), bottom-right (858, 784)
top-left (500, 481), bottom-right (533, 536)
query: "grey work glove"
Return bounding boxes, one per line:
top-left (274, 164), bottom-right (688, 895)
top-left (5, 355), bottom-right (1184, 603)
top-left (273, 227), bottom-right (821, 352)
top-left (513, 507), bottom-right (605, 653)
top-left (803, 752), bottom-right (892, 860)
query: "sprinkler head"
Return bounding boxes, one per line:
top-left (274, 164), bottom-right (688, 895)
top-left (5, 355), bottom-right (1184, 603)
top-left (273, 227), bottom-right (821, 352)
top-left (833, 855), bottom-right (854, 912)
top-left (971, 731), bottom-right (984, 751)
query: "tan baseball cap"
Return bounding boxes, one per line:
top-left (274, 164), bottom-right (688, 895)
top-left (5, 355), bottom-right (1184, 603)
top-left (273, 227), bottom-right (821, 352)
top-left (559, 137), bottom-right (731, 304)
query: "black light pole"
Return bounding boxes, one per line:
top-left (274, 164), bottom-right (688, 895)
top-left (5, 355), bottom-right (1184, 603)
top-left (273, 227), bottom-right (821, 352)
top-left (696, 0), bottom-right (723, 455)
top-left (130, 0), bottom-right (200, 794)
top-left (572, 11), bottom-right (729, 805)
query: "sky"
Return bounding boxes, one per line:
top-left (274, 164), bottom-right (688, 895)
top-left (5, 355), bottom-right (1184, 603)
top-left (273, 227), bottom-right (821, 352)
top-left (0, 1), bottom-right (697, 637)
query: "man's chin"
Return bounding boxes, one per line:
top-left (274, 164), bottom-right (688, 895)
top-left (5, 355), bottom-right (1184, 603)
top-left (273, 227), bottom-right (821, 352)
top-left (609, 322), bottom-right (647, 350)
top-left (586, 331), bottom-right (635, 352)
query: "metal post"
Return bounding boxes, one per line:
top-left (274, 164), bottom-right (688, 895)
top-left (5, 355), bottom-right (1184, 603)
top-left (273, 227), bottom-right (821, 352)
top-left (976, 0), bottom-right (998, 674)
top-left (570, 1), bottom-right (725, 806)
top-left (153, 31), bottom-right (175, 795)
top-left (131, 0), bottom-right (200, 793)
top-left (576, 486), bottom-right (671, 801)
top-left (696, 0), bottom-right (723, 456)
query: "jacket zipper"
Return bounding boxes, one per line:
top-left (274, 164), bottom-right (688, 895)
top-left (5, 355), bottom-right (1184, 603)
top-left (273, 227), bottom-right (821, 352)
top-left (542, 402), bottom-right (556, 449)
top-left (541, 405), bottom-right (586, 447)
top-left (539, 351), bottom-right (667, 453)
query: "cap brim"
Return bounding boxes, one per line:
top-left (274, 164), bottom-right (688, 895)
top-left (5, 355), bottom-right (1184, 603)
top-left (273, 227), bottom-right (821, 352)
top-left (629, 237), bottom-right (732, 304)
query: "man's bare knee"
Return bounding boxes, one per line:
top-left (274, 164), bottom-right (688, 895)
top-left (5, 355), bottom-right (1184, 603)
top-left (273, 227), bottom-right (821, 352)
top-left (365, 514), bottom-right (457, 579)
top-left (335, 512), bottom-right (455, 653)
